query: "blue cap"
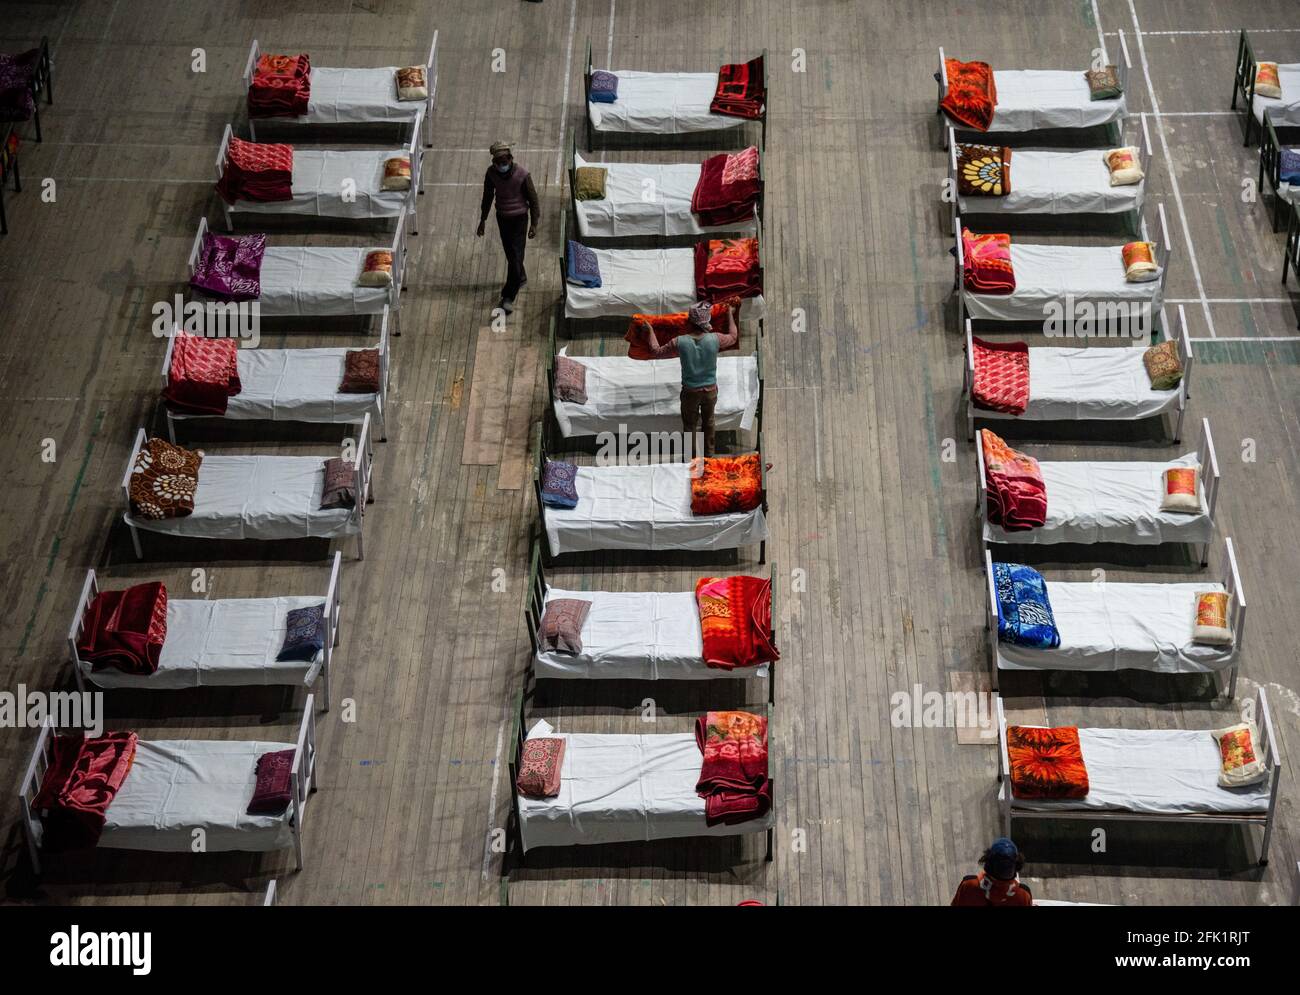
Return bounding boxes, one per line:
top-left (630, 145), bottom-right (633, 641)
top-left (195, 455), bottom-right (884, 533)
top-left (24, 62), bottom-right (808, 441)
top-left (984, 837), bottom-right (1019, 879)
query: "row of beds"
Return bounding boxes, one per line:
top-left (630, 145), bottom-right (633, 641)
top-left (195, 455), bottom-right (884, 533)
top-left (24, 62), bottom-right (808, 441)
top-left (0, 37), bottom-right (54, 235)
top-left (17, 34), bottom-right (440, 878)
top-left (940, 40), bottom-right (1286, 876)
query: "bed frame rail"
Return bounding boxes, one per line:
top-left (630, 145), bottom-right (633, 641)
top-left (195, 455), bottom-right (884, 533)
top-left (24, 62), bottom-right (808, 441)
top-left (187, 216), bottom-right (209, 277)
top-left (67, 569), bottom-right (101, 694)
top-left (302, 551), bottom-right (343, 709)
top-left (1231, 31), bottom-right (1260, 147)
top-left (1286, 202), bottom-right (1300, 303)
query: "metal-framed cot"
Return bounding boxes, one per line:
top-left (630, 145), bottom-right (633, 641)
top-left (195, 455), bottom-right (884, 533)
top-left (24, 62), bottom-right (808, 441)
top-left (1258, 105), bottom-right (1300, 232)
top-left (1231, 30), bottom-right (1300, 148)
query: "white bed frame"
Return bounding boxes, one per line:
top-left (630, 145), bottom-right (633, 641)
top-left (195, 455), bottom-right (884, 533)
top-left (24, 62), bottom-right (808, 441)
top-left (947, 113), bottom-right (1153, 234)
top-left (67, 551), bottom-right (342, 710)
top-left (215, 121), bottom-right (423, 235)
top-left (160, 306), bottom-right (391, 443)
top-left (963, 305), bottom-right (1194, 444)
top-left (263, 879), bottom-right (278, 905)
top-left (954, 202), bottom-right (1172, 334)
top-left (983, 535), bottom-right (1246, 695)
top-left (187, 215), bottom-right (406, 332)
top-left (995, 688), bottom-right (1281, 866)
top-left (938, 46), bottom-right (1130, 148)
top-left (974, 416), bottom-right (1220, 564)
top-left (121, 411), bottom-right (375, 560)
top-left (243, 30), bottom-right (438, 148)
top-left (17, 696), bottom-right (319, 875)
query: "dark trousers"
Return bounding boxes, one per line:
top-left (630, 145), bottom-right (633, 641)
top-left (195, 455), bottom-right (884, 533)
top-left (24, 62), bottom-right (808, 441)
top-left (681, 386), bottom-right (718, 457)
top-left (496, 212), bottom-right (529, 301)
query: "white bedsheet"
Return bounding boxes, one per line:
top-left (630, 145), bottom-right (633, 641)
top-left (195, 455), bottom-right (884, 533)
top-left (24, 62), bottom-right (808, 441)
top-left (996, 580), bottom-right (1237, 674)
top-left (126, 454), bottom-right (358, 542)
top-left (301, 67), bottom-right (419, 126)
top-left (257, 247), bottom-right (392, 317)
top-left (231, 149), bottom-right (408, 219)
top-left (565, 246), bottom-right (765, 320)
top-left (964, 243), bottom-right (1163, 323)
top-left (95, 739), bottom-right (296, 852)
top-left (976, 346), bottom-right (1180, 422)
top-left (574, 155), bottom-right (758, 238)
top-left (1250, 63), bottom-right (1300, 124)
top-left (180, 348), bottom-right (379, 424)
top-left (986, 70), bottom-right (1127, 132)
top-left (535, 587), bottom-right (769, 680)
top-left (82, 596), bottom-right (325, 690)
top-left (543, 461), bottom-right (768, 555)
top-left (588, 71), bottom-right (749, 135)
top-left (984, 454), bottom-right (1212, 546)
top-left (518, 721), bottom-right (773, 850)
top-left (553, 352), bottom-right (759, 439)
top-left (958, 149), bottom-right (1144, 216)
top-left (1007, 727), bottom-right (1272, 815)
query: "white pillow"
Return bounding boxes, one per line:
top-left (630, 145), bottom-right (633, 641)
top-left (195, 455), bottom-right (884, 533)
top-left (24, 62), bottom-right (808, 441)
top-left (1104, 147), bottom-right (1144, 186)
top-left (1209, 722), bottom-right (1269, 788)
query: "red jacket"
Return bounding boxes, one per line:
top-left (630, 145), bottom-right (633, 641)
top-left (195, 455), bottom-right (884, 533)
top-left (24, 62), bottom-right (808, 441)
top-left (951, 873), bottom-right (1033, 907)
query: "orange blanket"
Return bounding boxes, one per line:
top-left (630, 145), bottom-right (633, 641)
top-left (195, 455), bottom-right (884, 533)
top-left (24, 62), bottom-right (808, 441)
top-left (624, 297), bottom-right (740, 359)
top-left (1007, 726), bottom-right (1090, 800)
top-left (941, 58), bottom-right (998, 131)
top-left (696, 575), bottom-right (779, 670)
top-left (690, 453), bottom-right (765, 515)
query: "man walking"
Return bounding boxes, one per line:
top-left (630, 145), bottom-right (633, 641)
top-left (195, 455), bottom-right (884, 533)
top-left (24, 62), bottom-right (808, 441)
top-left (476, 141), bottom-right (540, 314)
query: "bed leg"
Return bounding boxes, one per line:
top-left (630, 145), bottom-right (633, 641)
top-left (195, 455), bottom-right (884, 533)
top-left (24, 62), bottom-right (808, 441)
top-left (966, 412), bottom-right (975, 444)
top-left (1172, 404), bottom-right (1185, 445)
top-left (1259, 822), bottom-right (1273, 866)
top-left (249, 120), bottom-right (257, 143)
top-left (768, 670), bottom-right (775, 705)
top-left (759, 540), bottom-right (766, 565)
top-left (1199, 542), bottom-right (1209, 568)
top-left (165, 412), bottom-right (176, 445)
top-left (129, 524), bottom-right (142, 560)
top-left (322, 659), bottom-right (332, 713)
top-left (356, 532), bottom-right (365, 561)
top-left (765, 827), bottom-right (773, 863)
top-left (293, 826), bottom-right (304, 872)
top-left (32, 100), bottom-right (41, 143)
top-left (1227, 664), bottom-right (1238, 701)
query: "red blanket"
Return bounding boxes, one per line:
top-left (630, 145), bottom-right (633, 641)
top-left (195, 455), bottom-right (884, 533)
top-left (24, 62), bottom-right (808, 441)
top-left (696, 576), bottom-right (779, 670)
top-left (76, 582), bottom-right (168, 675)
top-left (32, 732), bottom-right (138, 851)
top-left (694, 238), bottom-right (762, 300)
top-left (248, 52), bottom-right (311, 118)
top-left (971, 337), bottom-right (1029, 415)
top-left (691, 147), bottom-right (761, 228)
top-left (710, 56), bottom-right (765, 119)
top-left (981, 430), bottom-right (1046, 530)
top-left (215, 137), bottom-right (293, 205)
top-left (941, 58), bottom-right (998, 131)
top-left (163, 334), bottom-right (242, 415)
top-left (696, 711), bottom-right (772, 826)
top-left (624, 298), bottom-right (741, 359)
top-left (962, 228), bottom-right (1015, 294)
top-left (1007, 726), bottom-right (1089, 800)
top-left (690, 453), bottom-right (765, 515)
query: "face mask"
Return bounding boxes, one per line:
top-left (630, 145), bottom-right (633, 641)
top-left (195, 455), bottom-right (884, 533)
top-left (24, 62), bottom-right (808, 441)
top-left (495, 162), bottom-right (511, 173)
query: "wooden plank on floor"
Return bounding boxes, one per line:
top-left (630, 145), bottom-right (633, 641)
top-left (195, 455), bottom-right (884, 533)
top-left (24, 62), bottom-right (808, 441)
top-left (461, 327), bottom-right (513, 466)
top-left (498, 343), bottom-right (541, 490)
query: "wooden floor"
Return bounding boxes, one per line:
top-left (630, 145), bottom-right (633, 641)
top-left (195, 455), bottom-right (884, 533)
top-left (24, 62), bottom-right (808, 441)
top-left (1, 0), bottom-right (1298, 907)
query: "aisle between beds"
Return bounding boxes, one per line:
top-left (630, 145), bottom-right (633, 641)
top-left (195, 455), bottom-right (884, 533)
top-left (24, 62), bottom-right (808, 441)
top-left (995, 688), bottom-right (1281, 866)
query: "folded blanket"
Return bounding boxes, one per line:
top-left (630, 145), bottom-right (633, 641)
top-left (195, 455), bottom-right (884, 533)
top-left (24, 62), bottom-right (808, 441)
top-left (1007, 726), bottom-right (1089, 799)
top-left (957, 143), bottom-right (1011, 196)
top-left (76, 583), bottom-right (168, 676)
top-left (695, 711), bottom-right (772, 826)
top-left (247, 749), bottom-right (296, 814)
top-left (692, 147), bottom-right (761, 228)
top-left (696, 575), bottom-right (780, 670)
top-left (191, 232), bottom-right (266, 302)
top-left (981, 430), bottom-right (1046, 530)
top-left (971, 336), bottom-right (1029, 415)
top-left (624, 297), bottom-right (741, 359)
top-left (129, 438), bottom-right (203, 520)
top-left (32, 732), bottom-right (138, 852)
top-left (710, 56), bottom-right (766, 119)
top-left (962, 228), bottom-right (1015, 294)
top-left (1281, 148), bottom-right (1300, 185)
top-left (993, 562), bottom-right (1060, 649)
top-left (694, 237), bottom-right (762, 300)
top-left (941, 58), bottom-right (998, 131)
top-left (163, 333), bottom-right (242, 415)
top-left (0, 48), bottom-right (41, 123)
top-left (215, 137), bottom-right (293, 205)
top-left (248, 52), bottom-right (311, 119)
top-left (691, 453), bottom-right (765, 515)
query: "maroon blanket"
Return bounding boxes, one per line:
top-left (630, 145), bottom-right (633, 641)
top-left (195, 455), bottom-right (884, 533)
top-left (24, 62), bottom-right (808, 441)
top-left (248, 53), bottom-right (311, 119)
top-left (0, 48), bottom-right (40, 123)
top-left (76, 583), bottom-right (168, 675)
top-left (215, 137), bottom-right (293, 205)
top-left (32, 733), bottom-right (138, 851)
top-left (982, 430), bottom-right (1047, 531)
top-left (710, 56), bottom-right (765, 119)
top-left (163, 334), bottom-right (242, 415)
top-left (695, 711), bottom-right (772, 826)
top-left (691, 147), bottom-right (761, 228)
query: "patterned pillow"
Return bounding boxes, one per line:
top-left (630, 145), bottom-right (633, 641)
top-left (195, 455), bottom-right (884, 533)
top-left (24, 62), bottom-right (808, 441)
top-left (340, 349), bottom-right (380, 394)
top-left (589, 70), bottom-right (618, 103)
top-left (1280, 148), bottom-right (1300, 185)
top-left (574, 165), bottom-right (607, 201)
top-left (276, 603), bottom-right (327, 662)
top-left (1104, 147), bottom-right (1143, 186)
top-left (1210, 722), bottom-right (1268, 788)
top-left (320, 458), bottom-right (357, 509)
top-left (1255, 62), bottom-right (1282, 99)
top-left (396, 65), bottom-right (428, 101)
top-left (1192, 591), bottom-right (1232, 646)
top-left (1143, 339), bottom-right (1182, 390)
top-left (566, 240), bottom-right (601, 288)
top-left (358, 250), bottom-right (394, 287)
top-left (1122, 240), bottom-right (1159, 283)
top-left (1084, 65), bottom-right (1122, 100)
top-left (539, 597), bottom-right (592, 654)
top-left (516, 737), bottom-right (566, 798)
top-left (381, 157), bottom-right (411, 191)
top-left (540, 459), bottom-right (579, 508)
top-left (1160, 466), bottom-right (1201, 513)
top-left (553, 356), bottom-right (588, 404)
top-left (247, 749), bottom-right (296, 813)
